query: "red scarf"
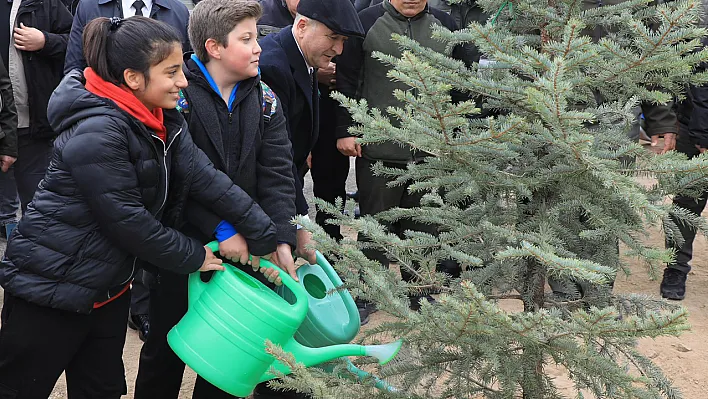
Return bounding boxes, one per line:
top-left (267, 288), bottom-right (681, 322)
top-left (84, 67), bottom-right (167, 142)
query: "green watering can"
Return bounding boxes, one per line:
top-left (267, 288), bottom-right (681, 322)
top-left (167, 242), bottom-right (402, 397)
top-left (278, 252), bottom-right (397, 392)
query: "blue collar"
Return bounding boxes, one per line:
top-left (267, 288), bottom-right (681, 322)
top-left (190, 54), bottom-right (240, 112)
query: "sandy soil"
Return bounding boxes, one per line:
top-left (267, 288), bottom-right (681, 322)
top-left (3, 153), bottom-right (707, 398)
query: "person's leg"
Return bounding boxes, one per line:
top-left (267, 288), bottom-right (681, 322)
top-left (355, 158), bottom-right (407, 266)
top-left (661, 127), bottom-right (706, 299)
top-left (128, 269), bottom-right (151, 341)
top-left (311, 93), bottom-right (350, 241)
top-left (134, 272), bottom-right (190, 399)
top-left (310, 135), bottom-right (350, 241)
top-left (0, 292), bottom-right (86, 399)
top-left (64, 291), bottom-right (130, 399)
top-left (14, 134), bottom-right (52, 212)
top-left (0, 167), bottom-right (19, 238)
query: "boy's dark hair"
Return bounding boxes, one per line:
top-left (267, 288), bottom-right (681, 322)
top-left (189, 0), bottom-right (263, 63)
top-left (83, 16), bottom-right (181, 85)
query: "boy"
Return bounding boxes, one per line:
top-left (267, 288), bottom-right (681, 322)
top-left (133, 1), bottom-right (299, 398)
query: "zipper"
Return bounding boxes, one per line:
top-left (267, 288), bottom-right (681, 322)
top-left (119, 258), bottom-right (138, 286)
top-left (407, 18), bottom-right (413, 40)
top-left (151, 127), bottom-right (183, 215)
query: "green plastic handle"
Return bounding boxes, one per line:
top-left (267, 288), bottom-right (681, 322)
top-left (203, 241), bottom-right (309, 314)
top-left (313, 251), bottom-right (359, 325)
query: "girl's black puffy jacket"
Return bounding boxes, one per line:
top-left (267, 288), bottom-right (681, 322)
top-left (0, 70), bottom-right (277, 313)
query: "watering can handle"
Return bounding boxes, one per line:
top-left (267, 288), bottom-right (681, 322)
top-left (312, 251), bottom-right (360, 326)
top-left (204, 241), bottom-right (309, 313)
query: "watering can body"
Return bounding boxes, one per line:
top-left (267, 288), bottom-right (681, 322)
top-left (168, 243), bottom-right (402, 397)
top-left (167, 253), bottom-right (307, 396)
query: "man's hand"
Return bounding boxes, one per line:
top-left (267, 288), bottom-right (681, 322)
top-left (14, 23), bottom-right (46, 52)
top-left (317, 62), bottom-right (336, 89)
top-left (218, 233), bottom-right (249, 265)
top-left (306, 152), bottom-right (312, 169)
top-left (200, 246), bottom-right (225, 272)
top-left (295, 229), bottom-right (317, 265)
top-left (651, 133), bottom-right (676, 154)
top-left (267, 244), bottom-right (299, 286)
top-left (0, 156), bottom-right (16, 173)
top-left (695, 144), bottom-right (707, 154)
top-left (337, 137), bottom-right (361, 157)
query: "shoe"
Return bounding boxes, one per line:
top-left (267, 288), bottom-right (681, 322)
top-left (354, 206), bottom-right (361, 219)
top-left (409, 295), bottom-right (436, 311)
top-left (355, 299), bottom-right (374, 326)
top-left (660, 268), bottom-right (687, 300)
top-left (128, 313), bottom-right (150, 342)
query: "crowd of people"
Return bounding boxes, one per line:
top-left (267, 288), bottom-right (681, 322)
top-left (0, 0), bottom-right (703, 397)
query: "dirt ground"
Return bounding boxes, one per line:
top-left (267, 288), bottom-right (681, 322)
top-left (4, 153), bottom-right (708, 398)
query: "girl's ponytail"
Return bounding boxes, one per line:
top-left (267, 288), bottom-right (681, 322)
top-left (83, 17), bottom-right (116, 83)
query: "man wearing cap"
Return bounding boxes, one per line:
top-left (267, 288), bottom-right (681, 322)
top-left (258, 0), bottom-right (357, 243)
top-left (258, 0), bottom-right (364, 271)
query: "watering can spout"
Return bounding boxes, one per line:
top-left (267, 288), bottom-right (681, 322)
top-left (260, 339), bottom-right (403, 382)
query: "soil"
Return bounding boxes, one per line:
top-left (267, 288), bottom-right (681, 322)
top-left (4, 149), bottom-right (708, 398)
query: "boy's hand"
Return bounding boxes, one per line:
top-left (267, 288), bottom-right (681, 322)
top-left (269, 244), bottom-right (299, 286)
top-left (249, 253), bottom-right (280, 284)
top-left (219, 233), bottom-right (249, 265)
top-left (14, 23), bottom-right (45, 52)
top-left (0, 155), bottom-right (16, 172)
top-left (295, 229), bottom-right (317, 265)
top-left (200, 246), bottom-right (225, 272)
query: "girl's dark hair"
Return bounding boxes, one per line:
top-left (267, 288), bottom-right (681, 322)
top-left (83, 16), bottom-right (182, 85)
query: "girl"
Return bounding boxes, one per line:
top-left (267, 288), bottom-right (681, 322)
top-left (0, 16), bottom-right (277, 399)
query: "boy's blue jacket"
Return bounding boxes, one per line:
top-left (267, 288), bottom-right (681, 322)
top-left (0, 70), bottom-right (277, 313)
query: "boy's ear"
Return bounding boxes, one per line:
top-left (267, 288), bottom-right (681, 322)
top-left (123, 69), bottom-right (144, 91)
top-left (205, 38), bottom-right (222, 61)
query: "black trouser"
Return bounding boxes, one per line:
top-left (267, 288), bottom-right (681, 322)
top-left (310, 96), bottom-right (350, 241)
top-left (130, 269), bottom-right (150, 316)
top-left (0, 291), bottom-right (130, 399)
top-left (356, 157), bottom-right (461, 280)
top-left (134, 271), bottom-right (234, 399)
top-left (666, 124), bottom-right (704, 274)
top-left (13, 133), bottom-right (53, 213)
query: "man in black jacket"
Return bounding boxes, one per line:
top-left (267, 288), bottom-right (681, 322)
top-left (660, 34), bottom-right (708, 301)
top-left (258, 0), bottom-right (353, 242)
top-left (0, 61), bottom-right (17, 239)
top-left (0, 0), bottom-right (71, 215)
top-left (64, 0), bottom-right (190, 73)
top-left (259, 0), bottom-right (364, 265)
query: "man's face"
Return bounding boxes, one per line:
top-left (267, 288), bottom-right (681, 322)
top-left (389, 0), bottom-right (427, 17)
top-left (285, 0), bottom-right (300, 17)
top-left (295, 18), bottom-right (347, 69)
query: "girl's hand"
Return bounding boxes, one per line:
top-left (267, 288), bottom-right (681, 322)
top-left (200, 246), bottom-right (225, 272)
